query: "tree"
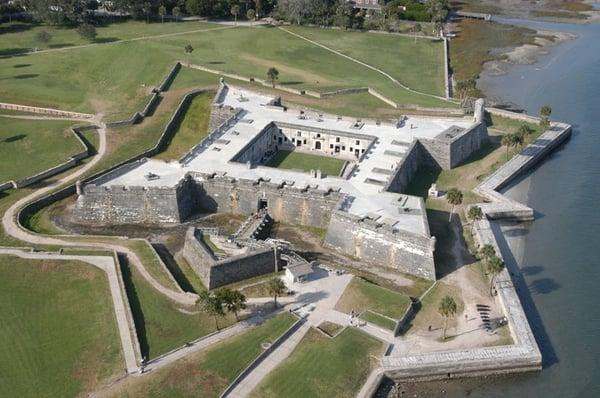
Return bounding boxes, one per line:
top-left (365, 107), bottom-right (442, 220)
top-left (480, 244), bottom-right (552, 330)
top-left (517, 124), bottom-right (533, 139)
top-left (158, 5), bottom-right (167, 23)
top-left (173, 6), bottom-right (181, 21)
top-left (197, 291), bottom-right (225, 330)
top-left (217, 288), bottom-right (247, 321)
top-left (479, 244), bottom-right (495, 261)
top-left (486, 255), bottom-right (505, 297)
top-left (231, 4), bottom-right (240, 24)
top-left (184, 43), bottom-right (194, 65)
top-left (501, 133), bottom-right (515, 161)
top-left (467, 205), bottom-right (483, 233)
top-left (142, 1), bottom-right (152, 23)
top-left (267, 67), bottom-right (279, 88)
top-left (35, 30), bottom-right (52, 45)
top-left (438, 295), bottom-right (457, 340)
top-left (446, 188), bottom-right (463, 223)
top-left (540, 104), bottom-right (552, 129)
top-left (267, 277), bottom-right (286, 307)
top-left (455, 79), bottom-right (477, 99)
top-left (247, 8), bottom-right (256, 21)
top-left (77, 23), bottom-right (97, 42)
top-left (413, 22), bottom-right (422, 43)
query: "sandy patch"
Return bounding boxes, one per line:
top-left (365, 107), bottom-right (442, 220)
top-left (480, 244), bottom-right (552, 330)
top-left (239, 53), bottom-right (335, 86)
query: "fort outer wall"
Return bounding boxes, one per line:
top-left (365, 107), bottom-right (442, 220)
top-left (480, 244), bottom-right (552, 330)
top-left (182, 227), bottom-right (279, 289)
top-left (325, 207), bottom-right (436, 281)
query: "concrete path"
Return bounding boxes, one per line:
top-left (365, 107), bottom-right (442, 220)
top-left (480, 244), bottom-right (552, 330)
top-left (277, 27), bottom-right (453, 103)
top-left (0, 247), bottom-right (139, 373)
top-left (224, 270), bottom-right (353, 397)
top-left (1, 119), bottom-right (197, 306)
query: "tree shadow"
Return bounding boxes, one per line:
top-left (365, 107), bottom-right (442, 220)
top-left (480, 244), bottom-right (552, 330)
top-left (207, 61), bottom-right (225, 65)
top-left (280, 81), bottom-right (304, 86)
top-left (47, 43), bottom-right (75, 49)
top-left (3, 134), bottom-right (27, 143)
top-left (0, 48), bottom-right (31, 57)
top-left (0, 23), bottom-right (36, 35)
top-left (118, 253), bottom-right (150, 359)
top-left (521, 265), bottom-right (544, 276)
top-left (529, 278), bottom-right (561, 295)
top-left (13, 63), bottom-right (31, 68)
top-left (94, 37), bottom-right (119, 44)
top-left (14, 73), bottom-right (39, 79)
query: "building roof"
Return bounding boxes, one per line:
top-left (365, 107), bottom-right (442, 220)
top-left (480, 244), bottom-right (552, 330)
top-left (286, 263), bottom-right (313, 278)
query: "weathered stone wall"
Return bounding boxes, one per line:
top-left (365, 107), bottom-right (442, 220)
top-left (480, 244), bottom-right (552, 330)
top-left (325, 211), bottom-right (436, 280)
top-left (194, 174), bottom-right (343, 228)
top-left (384, 141), bottom-right (424, 193)
top-left (182, 227), bottom-right (278, 289)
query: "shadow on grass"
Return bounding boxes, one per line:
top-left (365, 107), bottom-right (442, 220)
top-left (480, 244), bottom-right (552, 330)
top-left (47, 42), bottom-right (75, 49)
top-left (13, 73), bottom-right (39, 79)
top-left (0, 22), bottom-right (37, 35)
top-left (0, 48), bottom-right (31, 57)
top-left (13, 63), bottom-right (31, 68)
top-left (152, 243), bottom-right (197, 294)
top-left (281, 81), bottom-right (304, 86)
top-left (118, 253), bottom-right (150, 359)
top-left (3, 134), bottom-right (26, 143)
top-left (94, 37), bottom-right (119, 44)
top-left (76, 131), bottom-right (97, 156)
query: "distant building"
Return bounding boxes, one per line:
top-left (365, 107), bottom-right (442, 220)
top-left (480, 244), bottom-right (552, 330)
top-left (348, 0), bottom-right (383, 12)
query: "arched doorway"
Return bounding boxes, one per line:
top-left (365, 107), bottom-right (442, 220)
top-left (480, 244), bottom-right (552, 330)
top-left (315, 141), bottom-right (321, 150)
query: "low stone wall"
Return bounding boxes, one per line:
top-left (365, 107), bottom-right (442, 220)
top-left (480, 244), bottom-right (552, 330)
top-left (182, 227), bottom-right (278, 289)
top-left (0, 102), bottom-right (93, 119)
top-left (394, 301), bottom-right (417, 336)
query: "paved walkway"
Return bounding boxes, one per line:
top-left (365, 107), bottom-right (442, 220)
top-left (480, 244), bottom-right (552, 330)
top-left (0, 247), bottom-right (139, 373)
top-left (224, 270), bottom-right (353, 397)
top-left (1, 118), bottom-right (197, 306)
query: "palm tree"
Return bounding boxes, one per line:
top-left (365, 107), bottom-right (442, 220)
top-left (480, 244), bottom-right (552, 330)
top-left (197, 291), bottom-right (225, 330)
top-left (218, 288), bottom-right (247, 321)
top-left (517, 124), bottom-right (533, 140)
top-left (487, 255), bottom-right (505, 297)
top-left (267, 67), bottom-right (279, 88)
top-left (267, 277), bottom-right (286, 307)
top-left (467, 205), bottom-right (483, 233)
top-left (512, 132), bottom-right (524, 152)
top-left (438, 295), bottom-right (457, 340)
top-left (446, 188), bottom-right (463, 223)
top-left (479, 244), bottom-right (495, 261)
top-left (501, 133), bottom-right (515, 161)
top-left (231, 5), bottom-right (240, 24)
top-left (158, 5), bottom-right (166, 23)
top-left (540, 104), bottom-right (552, 129)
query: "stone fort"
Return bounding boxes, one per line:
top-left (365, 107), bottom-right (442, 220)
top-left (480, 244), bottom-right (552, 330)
top-left (73, 82), bottom-right (488, 281)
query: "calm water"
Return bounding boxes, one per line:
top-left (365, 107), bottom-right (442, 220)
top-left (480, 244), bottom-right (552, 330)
top-left (443, 18), bottom-right (600, 398)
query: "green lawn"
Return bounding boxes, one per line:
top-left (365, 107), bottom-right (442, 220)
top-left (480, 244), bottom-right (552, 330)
top-left (0, 256), bottom-right (123, 397)
top-left (120, 258), bottom-right (236, 359)
top-left (0, 20), bottom-right (453, 122)
top-left (110, 313), bottom-right (296, 397)
top-left (0, 116), bottom-right (84, 182)
top-left (336, 277), bottom-right (412, 320)
top-left (265, 150), bottom-right (346, 176)
top-left (251, 327), bottom-right (383, 398)
top-left (154, 90), bottom-right (214, 161)
top-left (360, 310), bottom-right (397, 331)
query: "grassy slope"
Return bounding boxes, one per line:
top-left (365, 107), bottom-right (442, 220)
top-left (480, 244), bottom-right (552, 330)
top-left (0, 257), bottom-right (123, 397)
top-left (336, 277), bottom-right (412, 320)
top-left (287, 26), bottom-right (446, 96)
top-left (251, 327), bottom-right (383, 398)
top-left (0, 20), bottom-right (452, 119)
top-left (0, 116), bottom-right (83, 182)
top-left (154, 90), bottom-right (214, 161)
top-left (110, 313), bottom-right (296, 398)
top-left (266, 150), bottom-right (346, 176)
top-left (121, 260), bottom-right (236, 359)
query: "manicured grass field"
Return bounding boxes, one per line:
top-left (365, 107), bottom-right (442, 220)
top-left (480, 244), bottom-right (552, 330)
top-left (0, 20), bottom-right (453, 122)
top-left (251, 327), bottom-right (383, 398)
top-left (120, 258), bottom-right (236, 359)
top-left (0, 116), bottom-right (83, 182)
top-left (154, 90), bottom-right (214, 161)
top-left (0, 256), bottom-right (123, 397)
top-left (265, 150), bottom-right (346, 176)
top-left (360, 310), bottom-right (397, 331)
top-left (336, 277), bottom-right (412, 320)
top-left (109, 313), bottom-right (296, 397)
top-left (317, 321), bottom-right (344, 337)
top-left (410, 281), bottom-right (464, 333)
